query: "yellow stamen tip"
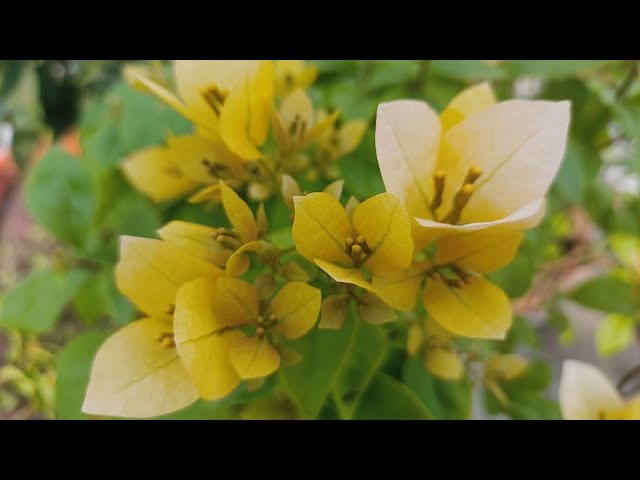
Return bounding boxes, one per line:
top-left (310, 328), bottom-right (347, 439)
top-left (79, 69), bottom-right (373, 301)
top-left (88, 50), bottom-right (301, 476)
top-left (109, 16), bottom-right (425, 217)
top-left (345, 236), bottom-right (354, 247)
top-left (461, 184), bottom-right (474, 196)
top-left (161, 336), bottom-right (174, 349)
top-left (355, 235), bottom-right (366, 246)
top-left (351, 244), bottom-right (363, 255)
top-left (256, 327), bottom-right (266, 337)
top-left (470, 166), bottom-right (482, 178)
top-left (215, 234), bottom-right (226, 243)
top-left (257, 315), bottom-right (264, 324)
top-left (269, 313), bottom-right (277, 322)
top-left (434, 170), bottom-right (446, 180)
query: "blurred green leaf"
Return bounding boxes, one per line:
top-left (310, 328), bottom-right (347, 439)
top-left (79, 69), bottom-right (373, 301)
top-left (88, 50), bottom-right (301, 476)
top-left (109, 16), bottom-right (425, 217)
top-left (25, 147), bottom-right (96, 249)
top-left (569, 275), bottom-right (634, 315)
top-left (355, 372), bottom-right (431, 420)
top-left (595, 313), bottom-right (636, 357)
top-left (279, 310), bottom-right (386, 419)
top-left (0, 269), bottom-right (88, 333)
top-left (431, 60), bottom-right (504, 81)
top-left (366, 60), bottom-right (420, 90)
top-left (332, 319), bottom-right (387, 419)
top-left (504, 60), bottom-right (615, 79)
top-left (55, 331), bottom-right (110, 419)
top-left (340, 130), bottom-right (385, 199)
top-left (72, 267), bottom-right (135, 326)
top-left (402, 356), bottom-right (472, 419)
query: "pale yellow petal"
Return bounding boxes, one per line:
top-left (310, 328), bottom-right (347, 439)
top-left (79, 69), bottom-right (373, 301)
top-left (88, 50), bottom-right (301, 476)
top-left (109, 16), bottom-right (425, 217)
top-left (425, 348), bottom-right (464, 381)
top-left (438, 100), bottom-right (570, 223)
top-left (220, 182), bottom-right (258, 243)
top-left (371, 267), bottom-right (425, 311)
top-left (82, 318), bottom-right (199, 418)
top-left (173, 278), bottom-right (244, 399)
top-left (166, 135), bottom-right (244, 183)
top-left (620, 396), bottom-right (640, 420)
top-left (485, 354), bottom-right (529, 381)
top-left (215, 277), bottom-right (260, 326)
top-left (314, 258), bottom-right (375, 291)
top-left (188, 183), bottom-right (221, 204)
top-left (324, 179), bottom-right (344, 200)
top-left (282, 174), bottom-right (302, 211)
top-left (353, 193), bottom-right (414, 275)
top-left (292, 193), bottom-right (352, 265)
top-left (229, 336), bottom-right (280, 379)
top-left (226, 240), bottom-right (272, 277)
top-left (319, 294), bottom-right (351, 329)
top-left (115, 236), bottom-right (223, 320)
top-left (423, 277), bottom-right (511, 340)
top-left (375, 100), bottom-right (441, 218)
top-left (337, 119), bottom-right (368, 155)
top-left (345, 196), bottom-right (360, 222)
top-left (220, 88), bottom-right (262, 160)
top-left (440, 82), bottom-right (496, 133)
top-left (559, 360), bottom-right (625, 420)
top-left (271, 282), bottom-right (321, 339)
top-left (121, 147), bottom-right (198, 203)
top-left (358, 292), bottom-right (397, 324)
top-left (434, 231), bottom-right (523, 274)
top-left (128, 72), bottom-right (195, 124)
top-left (414, 198), bottom-right (546, 245)
top-left (247, 60), bottom-right (275, 146)
top-left (157, 220), bottom-right (232, 267)
top-left (279, 88), bottom-right (314, 135)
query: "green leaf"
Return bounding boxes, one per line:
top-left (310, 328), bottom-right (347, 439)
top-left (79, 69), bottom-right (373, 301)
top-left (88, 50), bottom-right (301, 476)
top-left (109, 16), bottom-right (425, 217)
top-left (402, 356), bottom-right (472, 419)
top-left (0, 269), bottom-right (88, 333)
top-left (72, 267), bottom-right (136, 326)
top-left (503, 60), bottom-right (615, 79)
top-left (332, 320), bottom-right (387, 419)
top-left (595, 313), bottom-right (636, 357)
top-left (430, 60), bottom-right (504, 81)
top-left (366, 61), bottom-right (420, 90)
top-left (279, 307), bottom-right (386, 419)
top-left (25, 147), bottom-right (96, 249)
top-left (500, 316), bottom-right (540, 352)
top-left (340, 130), bottom-right (385, 199)
top-left (279, 317), bottom-right (355, 419)
top-left (55, 331), bottom-right (110, 419)
top-left (569, 275), bottom-right (634, 315)
top-left (355, 372), bottom-right (432, 420)
top-left (552, 142), bottom-right (587, 205)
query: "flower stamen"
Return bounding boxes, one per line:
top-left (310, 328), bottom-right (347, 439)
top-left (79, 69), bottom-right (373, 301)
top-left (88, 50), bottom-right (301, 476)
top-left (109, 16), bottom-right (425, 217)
top-left (442, 184), bottom-right (474, 225)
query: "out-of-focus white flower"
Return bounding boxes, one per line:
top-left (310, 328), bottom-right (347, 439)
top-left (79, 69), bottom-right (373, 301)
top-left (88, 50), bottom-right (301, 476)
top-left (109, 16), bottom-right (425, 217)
top-left (513, 75), bottom-right (545, 99)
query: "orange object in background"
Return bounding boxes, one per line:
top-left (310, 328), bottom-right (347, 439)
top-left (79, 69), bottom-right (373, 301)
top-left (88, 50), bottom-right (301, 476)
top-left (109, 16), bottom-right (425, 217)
top-left (0, 124), bottom-right (18, 204)
top-left (59, 127), bottom-right (82, 157)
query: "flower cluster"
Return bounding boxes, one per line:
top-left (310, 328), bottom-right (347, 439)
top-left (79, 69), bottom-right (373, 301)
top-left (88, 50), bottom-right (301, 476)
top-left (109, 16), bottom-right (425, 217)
top-left (83, 61), bottom-right (571, 418)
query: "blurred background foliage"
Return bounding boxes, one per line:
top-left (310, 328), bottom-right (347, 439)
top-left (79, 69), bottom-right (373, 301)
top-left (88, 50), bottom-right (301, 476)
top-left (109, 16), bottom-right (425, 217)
top-left (0, 60), bottom-right (639, 419)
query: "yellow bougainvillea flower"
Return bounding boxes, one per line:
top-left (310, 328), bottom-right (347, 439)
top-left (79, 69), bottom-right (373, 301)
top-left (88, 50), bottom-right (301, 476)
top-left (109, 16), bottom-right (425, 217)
top-left (559, 360), bottom-right (640, 420)
top-left (292, 191), bottom-right (414, 290)
top-left (131, 60), bottom-right (275, 160)
top-left (121, 134), bottom-right (245, 203)
top-left (275, 60), bottom-right (318, 97)
top-left (374, 83), bottom-right (570, 340)
top-left (174, 277), bottom-right (321, 399)
top-left (316, 108), bottom-right (368, 162)
top-left (271, 89), bottom-right (340, 155)
top-left (483, 354), bottom-right (529, 406)
top-left (83, 236), bottom-right (226, 417)
top-left (375, 82), bottom-right (570, 254)
top-left (407, 318), bottom-right (464, 381)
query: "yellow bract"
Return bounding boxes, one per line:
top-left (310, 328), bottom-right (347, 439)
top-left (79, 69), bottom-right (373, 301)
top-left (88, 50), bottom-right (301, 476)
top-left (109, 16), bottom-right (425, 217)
top-left (423, 276), bottom-right (511, 340)
top-left (158, 221), bottom-right (233, 266)
top-left (115, 236), bottom-right (224, 320)
top-left (292, 192), bottom-right (414, 291)
top-left (132, 60), bottom-right (275, 160)
top-left (220, 182), bottom-right (259, 244)
top-left (275, 60), bottom-right (318, 97)
top-left (316, 109), bottom-right (367, 161)
top-left (121, 146), bottom-right (200, 203)
top-left (83, 318), bottom-right (199, 418)
top-left (173, 277), bottom-right (320, 395)
top-left (407, 318), bottom-right (464, 381)
top-left (559, 360), bottom-right (640, 420)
